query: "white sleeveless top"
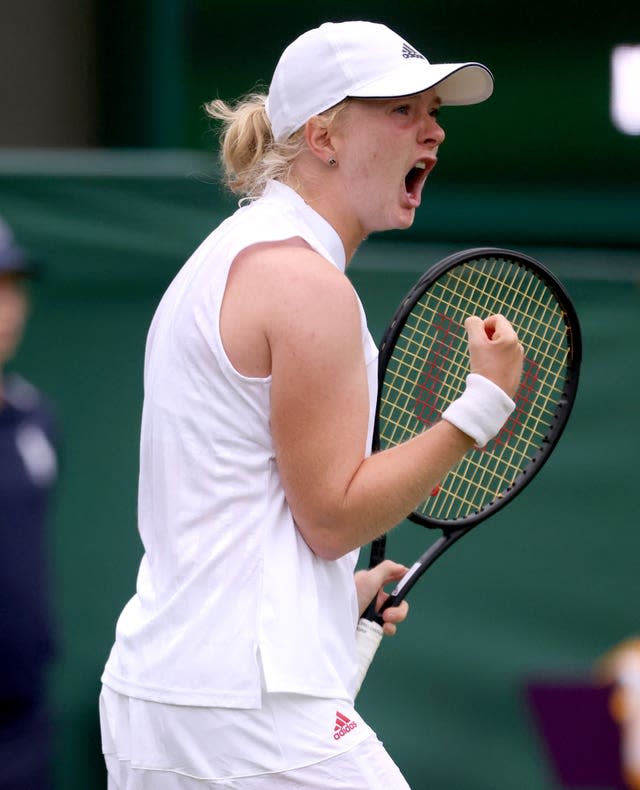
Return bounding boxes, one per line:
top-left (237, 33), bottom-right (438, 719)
top-left (101, 181), bottom-right (379, 708)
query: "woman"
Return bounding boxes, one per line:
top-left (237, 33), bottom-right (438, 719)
top-left (100, 21), bottom-right (523, 789)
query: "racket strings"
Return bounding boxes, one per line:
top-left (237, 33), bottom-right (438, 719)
top-left (378, 256), bottom-right (572, 521)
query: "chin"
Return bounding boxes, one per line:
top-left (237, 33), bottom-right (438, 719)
top-left (393, 208), bottom-right (416, 230)
top-left (367, 207), bottom-right (416, 236)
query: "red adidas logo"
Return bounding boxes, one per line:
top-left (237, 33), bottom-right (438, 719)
top-left (333, 711), bottom-right (358, 740)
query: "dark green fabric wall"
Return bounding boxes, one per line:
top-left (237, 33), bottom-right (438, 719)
top-left (97, 0), bottom-right (640, 193)
top-left (1, 151), bottom-right (639, 789)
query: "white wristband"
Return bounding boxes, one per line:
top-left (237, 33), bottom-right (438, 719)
top-left (441, 373), bottom-right (516, 448)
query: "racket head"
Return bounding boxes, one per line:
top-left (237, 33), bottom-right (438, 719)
top-left (373, 247), bottom-right (581, 535)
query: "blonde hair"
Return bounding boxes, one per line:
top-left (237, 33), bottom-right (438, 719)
top-left (205, 92), bottom-right (349, 200)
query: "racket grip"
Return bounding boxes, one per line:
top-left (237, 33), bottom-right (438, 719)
top-left (354, 617), bottom-right (384, 697)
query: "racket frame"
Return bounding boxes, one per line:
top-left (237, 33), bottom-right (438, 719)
top-left (365, 247), bottom-right (581, 613)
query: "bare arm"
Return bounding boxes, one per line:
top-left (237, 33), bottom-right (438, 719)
top-left (223, 242), bottom-right (522, 561)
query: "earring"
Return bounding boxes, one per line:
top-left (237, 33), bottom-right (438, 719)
top-left (328, 158), bottom-right (337, 168)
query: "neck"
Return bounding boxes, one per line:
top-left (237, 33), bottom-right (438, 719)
top-left (302, 189), bottom-right (365, 263)
top-left (286, 162), bottom-right (365, 264)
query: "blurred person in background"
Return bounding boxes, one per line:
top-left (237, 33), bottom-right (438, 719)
top-left (0, 217), bottom-right (59, 790)
top-left (597, 638), bottom-right (640, 790)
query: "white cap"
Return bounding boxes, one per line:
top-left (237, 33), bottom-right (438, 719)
top-left (266, 21), bottom-right (494, 141)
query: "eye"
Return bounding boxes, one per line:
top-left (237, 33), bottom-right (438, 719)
top-left (393, 104), bottom-right (411, 115)
top-left (429, 106), bottom-right (441, 119)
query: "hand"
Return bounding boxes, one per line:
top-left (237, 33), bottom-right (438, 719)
top-left (465, 314), bottom-right (524, 399)
top-left (354, 560), bottom-right (410, 637)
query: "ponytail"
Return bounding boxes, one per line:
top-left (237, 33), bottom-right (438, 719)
top-left (205, 93), bottom-right (350, 199)
top-left (206, 93), bottom-right (303, 199)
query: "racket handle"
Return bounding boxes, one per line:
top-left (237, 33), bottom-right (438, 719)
top-left (354, 617), bottom-right (384, 697)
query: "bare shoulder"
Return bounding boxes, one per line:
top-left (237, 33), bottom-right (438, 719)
top-left (231, 238), bottom-right (359, 319)
top-left (221, 237), bottom-right (359, 377)
top-left (234, 237), bottom-right (349, 287)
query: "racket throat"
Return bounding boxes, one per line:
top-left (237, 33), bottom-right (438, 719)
top-left (382, 527), bottom-right (469, 611)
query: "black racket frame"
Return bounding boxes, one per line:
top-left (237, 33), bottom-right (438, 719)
top-left (365, 247), bottom-right (582, 615)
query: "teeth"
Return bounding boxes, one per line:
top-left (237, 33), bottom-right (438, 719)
top-left (414, 161), bottom-right (426, 169)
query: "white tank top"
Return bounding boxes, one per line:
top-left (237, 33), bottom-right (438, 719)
top-left (101, 181), bottom-right (379, 708)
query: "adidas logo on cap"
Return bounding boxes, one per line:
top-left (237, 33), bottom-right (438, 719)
top-left (333, 711), bottom-right (358, 740)
top-left (402, 42), bottom-right (426, 60)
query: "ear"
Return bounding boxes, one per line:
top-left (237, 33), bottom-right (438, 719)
top-left (303, 115), bottom-right (337, 166)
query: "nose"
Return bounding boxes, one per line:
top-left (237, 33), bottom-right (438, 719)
top-left (422, 115), bottom-right (445, 147)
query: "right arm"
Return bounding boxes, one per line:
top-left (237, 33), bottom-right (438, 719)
top-left (222, 243), bottom-right (523, 560)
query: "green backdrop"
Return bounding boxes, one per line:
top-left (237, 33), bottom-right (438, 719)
top-left (1, 149), bottom-right (639, 789)
top-left (97, 0), bottom-right (640, 191)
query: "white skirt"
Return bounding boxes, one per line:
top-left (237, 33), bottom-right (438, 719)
top-left (99, 685), bottom-right (410, 789)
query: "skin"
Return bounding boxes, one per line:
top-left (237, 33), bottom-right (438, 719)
top-left (220, 89), bottom-right (524, 634)
top-left (0, 273), bottom-right (29, 402)
top-left (299, 90), bottom-right (445, 258)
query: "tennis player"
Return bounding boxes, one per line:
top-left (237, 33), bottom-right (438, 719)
top-left (100, 21), bottom-right (523, 789)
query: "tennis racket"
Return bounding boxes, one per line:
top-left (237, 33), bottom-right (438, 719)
top-left (354, 247), bottom-right (581, 695)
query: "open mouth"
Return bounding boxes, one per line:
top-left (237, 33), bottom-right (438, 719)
top-left (404, 160), bottom-right (432, 203)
